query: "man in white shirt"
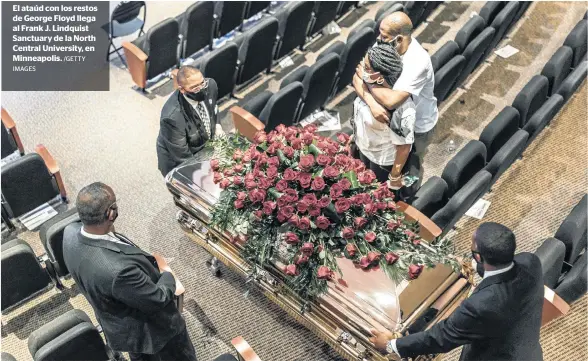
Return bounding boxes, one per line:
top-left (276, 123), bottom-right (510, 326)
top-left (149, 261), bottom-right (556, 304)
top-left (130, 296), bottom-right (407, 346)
top-left (356, 12), bottom-right (438, 184)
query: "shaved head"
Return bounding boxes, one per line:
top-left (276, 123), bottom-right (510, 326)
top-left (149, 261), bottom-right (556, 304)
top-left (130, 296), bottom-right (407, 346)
top-left (380, 11), bottom-right (413, 38)
top-left (176, 65), bottom-right (203, 90)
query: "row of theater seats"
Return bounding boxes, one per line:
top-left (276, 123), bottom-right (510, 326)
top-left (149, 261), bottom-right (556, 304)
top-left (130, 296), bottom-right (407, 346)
top-left (375, 1), bottom-right (441, 30)
top-left (123, 1), bottom-right (359, 90)
top-left (536, 195), bottom-right (587, 305)
top-left (432, 1), bottom-right (532, 102)
top-left (1, 108), bottom-right (68, 232)
top-left (411, 17), bottom-right (588, 237)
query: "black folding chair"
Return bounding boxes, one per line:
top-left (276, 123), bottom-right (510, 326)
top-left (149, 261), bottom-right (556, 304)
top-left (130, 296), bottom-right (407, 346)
top-left (107, 1), bottom-right (147, 66)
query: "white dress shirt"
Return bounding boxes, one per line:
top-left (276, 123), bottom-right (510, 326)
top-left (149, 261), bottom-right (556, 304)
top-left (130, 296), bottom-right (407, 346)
top-left (81, 228), bottom-right (127, 245)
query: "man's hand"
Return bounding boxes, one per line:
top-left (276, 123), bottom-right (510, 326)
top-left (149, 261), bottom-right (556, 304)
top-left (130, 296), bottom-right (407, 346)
top-left (387, 178), bottom-right (403, 190)
top-left (352, 73), bottom-right (363, 94)
top-left (153, 253), bottom-right (184, 296)
top-left (355, 63), bottom-right (363, 79)
top-left (369, 328), bottom-right (395, 352)
top-left (215, 124), bottom-right (225, 136)
top-left (368, 99), bottom-right (391, 124)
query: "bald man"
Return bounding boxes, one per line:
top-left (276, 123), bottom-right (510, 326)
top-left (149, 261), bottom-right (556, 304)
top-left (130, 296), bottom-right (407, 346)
top-left (356, 12), bottom-right (438, 184)
top-left (156, 66), bottom-right (221, 177)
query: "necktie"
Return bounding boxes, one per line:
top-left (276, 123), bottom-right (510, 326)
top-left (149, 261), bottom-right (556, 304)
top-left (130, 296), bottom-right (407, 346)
top-left (196, 102), bottom-right (211, 138)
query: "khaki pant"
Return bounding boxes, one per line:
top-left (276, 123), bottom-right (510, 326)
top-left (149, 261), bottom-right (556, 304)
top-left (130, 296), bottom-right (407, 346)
top-left (413, 127), bottom-right (436, 187)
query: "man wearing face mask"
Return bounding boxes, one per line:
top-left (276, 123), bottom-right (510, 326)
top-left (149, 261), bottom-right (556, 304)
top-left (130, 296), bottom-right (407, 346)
top-left (369, 222), bottom-right (544, 361)
top-left (62, 182), bottom-right (197, 361)
top-left (156, 65), bottom-right (221, 177)
top-left (355, 12), bottom-right (438, 185)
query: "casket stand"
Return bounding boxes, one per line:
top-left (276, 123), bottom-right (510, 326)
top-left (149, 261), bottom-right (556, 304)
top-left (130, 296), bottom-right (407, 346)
top-left (166, 155), bottom-right (473, 361)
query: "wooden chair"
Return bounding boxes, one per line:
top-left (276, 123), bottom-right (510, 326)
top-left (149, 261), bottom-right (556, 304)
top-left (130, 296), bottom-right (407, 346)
top-left (1, 107), bottom-right (25, 158)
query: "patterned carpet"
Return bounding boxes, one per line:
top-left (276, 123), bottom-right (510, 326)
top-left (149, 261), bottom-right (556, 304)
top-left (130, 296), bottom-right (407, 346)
top-left (1, 2), bottom-right (586, 361)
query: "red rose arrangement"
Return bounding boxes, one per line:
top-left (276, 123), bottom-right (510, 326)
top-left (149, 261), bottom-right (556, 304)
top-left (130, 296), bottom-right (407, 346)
top-left (209, 126), bottom-right (456, 299)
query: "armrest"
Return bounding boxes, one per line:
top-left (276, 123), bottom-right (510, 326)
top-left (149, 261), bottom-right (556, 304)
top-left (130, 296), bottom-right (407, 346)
top-left (122, 41), bottom-right (148, 89)
top-left (231, 336), bottom-right (262, 361)
top-left (230, 106), bottom-right (265, 142)
top-left (1, 107), bottom-right (25, 154)
top-left (34, 144), bottom-right (67, 200)
top-left (542, 285), bottom-right (570, 326)
top-left (396, 201), bottom-right (442, 241)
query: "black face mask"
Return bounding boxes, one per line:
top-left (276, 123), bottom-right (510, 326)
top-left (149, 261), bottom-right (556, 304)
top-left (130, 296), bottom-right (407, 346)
top-left (472, 250), bottom-right (485, 277)
top-left (185, 88), bottom-right (207, 102)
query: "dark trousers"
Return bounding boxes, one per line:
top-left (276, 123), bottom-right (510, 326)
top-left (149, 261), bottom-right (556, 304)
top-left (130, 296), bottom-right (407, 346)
top-left (128, 327), bottom-right (197, 361)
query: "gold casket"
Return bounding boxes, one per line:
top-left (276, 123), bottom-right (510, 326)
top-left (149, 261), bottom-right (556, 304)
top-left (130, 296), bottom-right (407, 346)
top-left (166, 153), bottom-right (472, 361)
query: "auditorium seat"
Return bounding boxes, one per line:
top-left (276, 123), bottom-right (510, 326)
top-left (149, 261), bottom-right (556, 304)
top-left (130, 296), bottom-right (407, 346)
top-left (337, 1), bottom-right (358, 19)
top-left (281, 52), bottom-right (340, 120)
top-left (177, 2), bottom-right (215, 58)
top-left (554, 194), bottom-right (588, 264)
top-left (308, 2), bottom-right (341, 37)
top-left (556, 60), bottom-right (588, 102)
top-left (214, 2), bottom-right (247, 38)
top-left (244, 1), bottom-right (271, 19)
top-left (454, 15), bottom-right (486, 52)
top-left (199, 43), bottom-right (239, 100)
top-left (319, 26), bottom-right (375, 93)
top-left (431, 170), bottom-right (492, 234)
top-left (434, 55), bottom-right (466, 102)
top-left (1, 239), bottom-right (52, 311)
top-left (455, 27), bottom-right (496, 87)
top-left (28, 309), bottom-right (110, 361)
top-left (511, 74), bottom-right (549, 127)
top-left (431, 41), bottom-right (460, 72)
top-left (274, 2), bottom-right (315, 59)
top-left (349, 18), bottom-right (378, 42)
top-left (484, 129), bottom-right (529, 187)
top-left (479, 1), bottom-right (506, 26)
top-left (233, 17), bottom-right (279, 86)
top-left (441, 140), bottom-right (488, 197)
top-left (1, 145), bottom-right (67, 220)
top-left (522, 94), bottom-right (564, 146)
top-left (535, 237), bottom-right (566, 289)
top-left (404, 1), bottom-right (426, 28)
top-left (555, 251), bottom-right (587, 304)
top-left (123, 18), bottom-right (180, 90)
top-left (39, 208), bottom-right (81, 279)
top-left (375, 1), bottom-right (405, 27)
top-left (512, 1), bottom-right (532, 24)
top-left (231, 82), bottom-right (304, 140)
top-left (420, 1), bottom-right (443, 24)
top-left (541, 46), bottom-right (574, 96)
top-left (484, 1), bottom-right (520, 59)
top-left (563, 19), bottom-right (588, 68)
top-left (1, 107), bottom-right (25, 161)
top-left (479, 106), bottom-right (521, 160)
top-left (411, 176), bottom-right (449, 219)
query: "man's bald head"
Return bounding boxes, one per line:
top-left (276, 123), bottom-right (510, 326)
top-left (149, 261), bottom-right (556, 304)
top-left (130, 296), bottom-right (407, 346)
top-left (380, 11), bottom-right (413, 39)
top-left (176, 65), bottom-right (204, 91)
top-left (76, 182), bottom-right (116, 226)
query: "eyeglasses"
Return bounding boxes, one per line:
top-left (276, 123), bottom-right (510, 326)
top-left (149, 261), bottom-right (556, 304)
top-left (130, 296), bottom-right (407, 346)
top-left (188, 78), bottom-right (209, 93)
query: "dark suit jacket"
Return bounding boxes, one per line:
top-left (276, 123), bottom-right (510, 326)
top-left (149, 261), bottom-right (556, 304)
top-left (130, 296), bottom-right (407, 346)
top-left (156, 79), bottom-right (219, 177)
top-left (396, 253), bottom-right (544, 361)
top-left (62, 223), bottom-right (185, 354)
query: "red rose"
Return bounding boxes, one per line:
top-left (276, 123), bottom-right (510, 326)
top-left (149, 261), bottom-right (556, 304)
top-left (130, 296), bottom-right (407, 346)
top-left (249, 189), bottom-right (266, 204)
top-left (388, 201), bottom-right (397, 210)
top-left (283, 168), bottom-right (298, 181)
top-left (317, 266), bottom-right (333, 280)
top-left (308, 205), bottom-right (321, 217)
top-left (237, 192), bottom-right (247, 201)
top-left (295, 254), bottom-right (309, 265)
top-left (302, 193), bottom-right (318, 205)
top-left (244, 173), bottom-right (255, 182)
top-left (245, 180), bottom-right (257, 189)
top-left (387, 219), bottom-right (401, 231)
top-left (364, 203), bottom-right (377, 215)
top-left (219, 178), bottom-right (231, 189)
top-left (376, 202), bottom-right (387, 211)
top-left (408, 264), bottom-right (424, 280)
top-left (210, 159), bottom-right (220, 171)
top-left (224, 168), bottom-right (235, 177)
top-left (364, 232), bottom-right (377, 243)
top-left (298, 172), bottom-right (312, 188)
top-left (341, 227), bottom-right (355, 239)
top-left (297, 200), bottom-right (309, 214)
top-left (254, 130), bottom-right (267, 144)
top-left (275, 179), bottom-right (288, 192)
top-left (330, 183), bottom-right (343, 199)
top-left (277, 197), bottom-right (288, 208)
top-left (282, 146), bottom-right (295, 158)
top-left (303, 124), bottom-right (318, 133)
top-left (300, 242), bottom-right (314, 255)
top-left (373, 184), bottom-right (392, 200)
top-left (298, 217), bottom-right (311, 230)
top-left (367, 251), bottom-right (380, 263)
top-left (253, 210), bottom-right (263, 220)
top-left (337, 132), bottom-right (351, 144)
top-left (315, 215), bottom-right (331, 230)
top-left (358, 170), bottom-right (377, 185)
top-left (354, 217), bottom-right (367, 229)
top-left (326, 144), bottom-right (339, 156)
top-left (385, 252), bottom-right (399, 265)
top-left (284, 188), bottom-right (299, 202)
top-left (301, 133), bottom-right (314, 146)
top-left (335, 198), bottom-right (351, 213)
top-left (291, 138), bottom-right (303, 150)
top-left (242, 153), bottom-right (252, 163)
top-left (353, 159), bottom-right (366, 172)
top-left (234, 199), bottom-right (244, 209)
top-left (285, 264), bottom-right (298, 276)
top-left (233, 149), bottom-right (243, 161)
top-left (323, 165), bottom-right (340, 178)
top-left (258, 177), bottom-right (274, 189)
top-left (262, 201), bottom-right (276, 215)
top-left (233, 176), bottom-right (243, 186)
top-left (284, 232), bottom-right (300, 245)
top-left (337, 178), bottom-right (351, 191)
top-left (358, 256), bottom-right (371, 269)
top-left (280, 205), bottom-right (295, 218)
top-left (213, 172), bottom-right (223, 184)
top-left (266, 131), bottom-right (277, 144)
top-left (288, 214), bottom-right (300, 227)
top-left (346, 243), bottom-right (357, 257)
top-left (299, 154), bottom-right (315, 170)
top-left (266, 166), bottom-right (278, 179)
top-left (318, 196), bottom-right (331, 208)
top-left (267, 156), bottom-right (279, 168)
top-left (334, 154), bottom-right (350, 167)
top-left (276, 124), bottom-right (286, 134)
top-left (311, 176), bottom-right (326, 191)
top-left (405, 230), bottom-right (420, 245)
top-left (316, 154), bottom-right (331, 166)
top-left (267, 143), bottom-right (280, 155)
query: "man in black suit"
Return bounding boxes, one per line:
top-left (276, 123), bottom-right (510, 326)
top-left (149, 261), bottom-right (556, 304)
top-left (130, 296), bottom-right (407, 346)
top-left (157, 65), bottom-right (221, 176)
top-left (370, 222), bottom-right (544, 361)
top-left (63, 182), bottom-right (197, 361)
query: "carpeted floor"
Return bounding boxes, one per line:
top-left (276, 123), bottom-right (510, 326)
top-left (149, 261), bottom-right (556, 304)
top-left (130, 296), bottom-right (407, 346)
top-left (1, 2), bottom-right (586, 361)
